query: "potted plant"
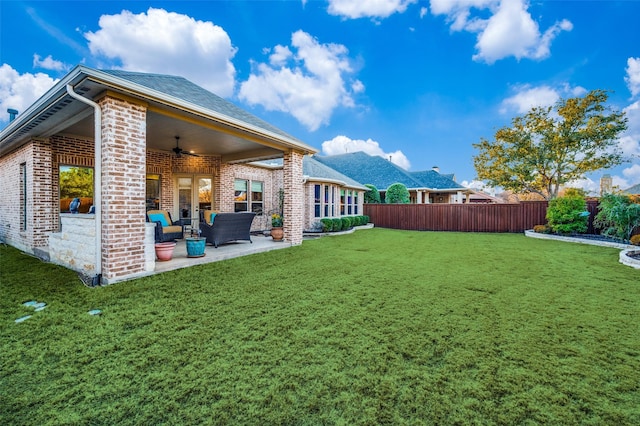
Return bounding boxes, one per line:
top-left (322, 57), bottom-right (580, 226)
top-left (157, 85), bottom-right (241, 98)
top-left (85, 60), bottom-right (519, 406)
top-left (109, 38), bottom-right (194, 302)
top-left (154, 241), bottom-right (177, 261)
top-left (186, 229), bottom-right (206, 258)
top-left (271, 213), bottom-right (284, 241)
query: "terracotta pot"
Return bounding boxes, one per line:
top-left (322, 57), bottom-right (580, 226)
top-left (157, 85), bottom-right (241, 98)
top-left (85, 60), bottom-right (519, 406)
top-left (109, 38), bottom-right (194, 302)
top-left (270, 227), bottom-right (284, 241)
top-left (155, 242), bottom-right (177, 261)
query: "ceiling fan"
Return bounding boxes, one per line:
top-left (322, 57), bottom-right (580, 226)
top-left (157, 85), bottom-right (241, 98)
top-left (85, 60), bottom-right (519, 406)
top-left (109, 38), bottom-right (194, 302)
top-left (172, 136), bottom-right (199, 158)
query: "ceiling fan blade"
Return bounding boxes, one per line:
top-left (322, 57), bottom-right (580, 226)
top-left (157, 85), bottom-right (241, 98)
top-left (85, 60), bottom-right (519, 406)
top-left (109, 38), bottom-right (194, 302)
top-left (172, 136), bottom-right (199, 157)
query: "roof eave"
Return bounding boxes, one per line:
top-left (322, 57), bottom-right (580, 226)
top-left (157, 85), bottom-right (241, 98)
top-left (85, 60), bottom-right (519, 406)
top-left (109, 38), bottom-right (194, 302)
top-left (83, 68), bottom-right (317, 154)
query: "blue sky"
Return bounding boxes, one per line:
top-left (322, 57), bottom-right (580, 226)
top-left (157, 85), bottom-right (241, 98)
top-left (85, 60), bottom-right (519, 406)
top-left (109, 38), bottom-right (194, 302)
top-left (2, 0), bottom-right (640, 194)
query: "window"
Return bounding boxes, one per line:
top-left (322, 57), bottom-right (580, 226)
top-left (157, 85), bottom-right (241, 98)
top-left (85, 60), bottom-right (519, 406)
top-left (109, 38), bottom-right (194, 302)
top-left (354, 191), bottom-right (359, 215)
top-left (340, 189), bottom-right (345, 215)
top-left (251, 181), bottom-right (263, 214)
top-left (314, 185), bottom-right (321, 218)
top-left (146, 174), bottom-right (160, 211)
top-left (59, 166), bottom-right (94, 213)
top-left (20, 163), bottom-right (26, 231)
top-left (324, 185), bottom-right (330, 217)
top-left (347, 190), bottom-right (353, 215)
top-left (234, 179), bottom-right (248, 212)
top-left (235, 179), bottom-right (263, 213)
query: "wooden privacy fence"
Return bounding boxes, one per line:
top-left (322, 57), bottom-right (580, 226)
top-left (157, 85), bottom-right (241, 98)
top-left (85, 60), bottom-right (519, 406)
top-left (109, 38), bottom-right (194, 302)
top-left (364, 201), bottom-right (601, 234)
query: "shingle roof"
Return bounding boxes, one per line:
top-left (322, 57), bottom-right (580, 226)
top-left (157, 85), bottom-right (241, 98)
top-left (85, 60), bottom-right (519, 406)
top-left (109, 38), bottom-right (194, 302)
top-left (101, 69), bottom-right (301, 143)
top-left (303, 156), bottom-right (367, 190)
top-left (252, 156), bottom-right (367, 190)
top-left (409, 170), bottom-right (464, 189)
top-left (314, 151), bottom-right (464, 190)
top-left (623, 183), bottom-right (640, 195)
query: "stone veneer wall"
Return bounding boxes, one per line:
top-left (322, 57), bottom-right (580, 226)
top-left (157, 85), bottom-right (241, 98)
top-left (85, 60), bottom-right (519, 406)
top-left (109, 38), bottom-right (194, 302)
top-left (48, 216), bottom-right (155, 277)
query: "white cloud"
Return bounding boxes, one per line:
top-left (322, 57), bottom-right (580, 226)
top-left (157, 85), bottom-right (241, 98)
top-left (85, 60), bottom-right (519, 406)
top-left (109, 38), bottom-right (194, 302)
top-left (500, 83), bottom-right (586, 114)
top-left (327, 0), bottom-right (417, 20)
top-left (0, 64), bottom-right (58, 125)
top-left (322, 135), bottom-right (411, 169)
top-left (239, 30), bottom-right (363, 131)
top-left (84, 8), bottom-right (237, 97)
top-left (623, 164), bottom-right (640, 182)
top-left (568, 177), bottom-right (599, 195)
top-left (33, 54), bottom-right (68, 72)
top-left (420, 7), bottom-right (428, 19)
top-left (620, 101), bottom-right (640, 159)
top-left (430, 0), bottom-right (572, 63)
top-left (625, 57), bottom-right (640, 99)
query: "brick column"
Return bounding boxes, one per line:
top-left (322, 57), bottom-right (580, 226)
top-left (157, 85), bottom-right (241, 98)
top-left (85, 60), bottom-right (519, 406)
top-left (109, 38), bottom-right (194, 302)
top-left (283, 150), bottom-right (304, 245)
top-left (99, 95), bottom-right (147, 282)
top-left (31, 138), bottom-right (54, 249)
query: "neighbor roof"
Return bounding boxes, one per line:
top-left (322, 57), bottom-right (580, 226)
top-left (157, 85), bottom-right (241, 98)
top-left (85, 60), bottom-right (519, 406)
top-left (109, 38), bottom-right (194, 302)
top-left (252, 156), bottom-right (368, 190)
top-left (303, 156), bottom-right (368, 190)
top-left (314, 151), bottom-right (465, 191)
top-left (623, 183), bottom-right (640, 195)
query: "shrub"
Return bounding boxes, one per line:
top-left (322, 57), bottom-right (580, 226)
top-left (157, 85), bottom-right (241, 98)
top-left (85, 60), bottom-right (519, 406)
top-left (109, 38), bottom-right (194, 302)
top-left (630, 235), bottom-right (640, 246)
top-left (533, 224), bottom-right (549, 233)
top-left (363, 215), bottom-right (370, 224)
top-left (332, 218), bottom-right (343, 232)
top-left (320, 218), bottom-right (333, 232)
top-left (364, 184), bottom-right (381, 203)
top-left (341, 217), bottom-right (352, 230)
top-left (546, 194), bottom-right (588, 234)
top-left (594, 193), bottom-right (640, 241)
top-left (385, 183), bottom-right (410, 204)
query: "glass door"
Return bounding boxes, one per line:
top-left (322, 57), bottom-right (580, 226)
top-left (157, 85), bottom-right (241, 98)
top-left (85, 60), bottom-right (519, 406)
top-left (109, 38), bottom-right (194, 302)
top-left (176, 176), bottom-right (213, 230)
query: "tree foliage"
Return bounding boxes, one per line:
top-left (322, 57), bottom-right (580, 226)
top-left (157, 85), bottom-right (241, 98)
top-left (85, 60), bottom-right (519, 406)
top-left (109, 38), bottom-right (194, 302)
top-left (59, 167), bottom-right (94, 198)
top-left (473, 90), bottom-right (627, 200)
top-left (364, 184), bottom-right (381, 203)
top-left (546, 193), bottom-right (588, 234)
top-left (594, 193), bottom-right (640, 241)
top-left (385, 183), bottom-right (410, 204)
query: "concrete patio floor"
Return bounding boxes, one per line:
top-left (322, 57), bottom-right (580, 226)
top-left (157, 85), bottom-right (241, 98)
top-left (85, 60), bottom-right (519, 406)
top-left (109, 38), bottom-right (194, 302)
top-left (153, 233), bottom-right (292, 274)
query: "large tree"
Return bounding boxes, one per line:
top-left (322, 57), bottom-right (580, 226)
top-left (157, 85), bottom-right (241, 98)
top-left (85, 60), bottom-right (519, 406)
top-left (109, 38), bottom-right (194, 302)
top-left (473, 90), bottom-right (627, 200)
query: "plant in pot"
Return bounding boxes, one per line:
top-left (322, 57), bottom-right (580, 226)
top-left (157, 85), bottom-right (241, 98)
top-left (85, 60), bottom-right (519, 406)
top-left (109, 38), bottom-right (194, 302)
top-left (271, 213), bottom-right (284, 241)
top-left (154, 241), bottom-right (177, 261)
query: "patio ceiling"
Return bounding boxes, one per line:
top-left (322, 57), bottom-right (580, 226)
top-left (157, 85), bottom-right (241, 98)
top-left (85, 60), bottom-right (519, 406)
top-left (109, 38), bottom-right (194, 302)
top-left (0, 66), bottom-right (316, 163)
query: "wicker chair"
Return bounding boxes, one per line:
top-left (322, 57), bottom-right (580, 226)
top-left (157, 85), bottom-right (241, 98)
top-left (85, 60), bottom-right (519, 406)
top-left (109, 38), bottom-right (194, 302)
top-left (146, 210), bottom-right (185, 243)
top-left (199, 210), bottom-right (256, 248)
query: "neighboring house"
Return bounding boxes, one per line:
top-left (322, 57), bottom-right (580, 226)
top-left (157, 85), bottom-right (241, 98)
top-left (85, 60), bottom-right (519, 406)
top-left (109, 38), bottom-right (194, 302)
top-left (623, 183), bottom-right (640, 195)
top-left (0, 66), bottom-right (317, 284)
top-left (314, 151), bottom-right (496, 204)
top-left (252, 156), bottom-right (367, 231)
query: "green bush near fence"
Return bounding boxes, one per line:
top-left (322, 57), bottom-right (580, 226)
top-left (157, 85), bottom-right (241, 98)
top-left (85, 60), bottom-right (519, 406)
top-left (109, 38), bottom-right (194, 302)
top-left (546, 193), bottom-right (589, 234)
top-left (319, 216), bottom-right (369, 232)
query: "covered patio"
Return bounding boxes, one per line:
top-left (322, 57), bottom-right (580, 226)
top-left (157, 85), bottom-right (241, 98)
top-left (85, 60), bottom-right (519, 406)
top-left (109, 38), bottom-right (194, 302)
top-left (0, 65), bottom-right (316, 284)
top-left (153, 234), bottom-right (291, 274)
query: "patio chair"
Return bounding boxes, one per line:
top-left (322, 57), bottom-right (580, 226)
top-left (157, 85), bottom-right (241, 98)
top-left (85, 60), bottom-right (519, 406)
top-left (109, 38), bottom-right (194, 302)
top-left (146, 210), bottom-right (185, 243)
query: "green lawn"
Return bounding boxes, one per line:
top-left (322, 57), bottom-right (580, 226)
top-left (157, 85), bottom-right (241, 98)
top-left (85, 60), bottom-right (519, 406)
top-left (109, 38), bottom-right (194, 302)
top-left (1, 229), bottom-right (639, 425)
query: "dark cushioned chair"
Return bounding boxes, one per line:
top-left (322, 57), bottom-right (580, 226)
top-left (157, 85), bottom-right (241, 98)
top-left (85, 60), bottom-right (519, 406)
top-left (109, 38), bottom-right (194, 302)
top-left (146, 210), bottom-right (185, 243)
top-left (199, 210), bottom-right (256, 248)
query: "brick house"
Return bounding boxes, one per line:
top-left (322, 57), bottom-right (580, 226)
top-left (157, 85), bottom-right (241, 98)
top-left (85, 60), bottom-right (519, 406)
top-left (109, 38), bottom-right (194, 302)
top-left (0, 66), bottom-right (320, 284)
top-left (314, 151), bottom-right (500, 204)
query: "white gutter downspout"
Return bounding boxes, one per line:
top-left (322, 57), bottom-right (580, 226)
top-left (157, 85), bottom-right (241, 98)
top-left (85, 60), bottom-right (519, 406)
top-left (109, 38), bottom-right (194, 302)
top-left (66, 84), bottom-right (102, 284)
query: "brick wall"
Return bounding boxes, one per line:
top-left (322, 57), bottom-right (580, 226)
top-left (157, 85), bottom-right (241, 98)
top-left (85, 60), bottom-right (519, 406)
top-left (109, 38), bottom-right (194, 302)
top-left (99, 95), bottom-right (148, 282)
top-left (219, 162), bottom-right (283, 231)
top-left (283, 150), bottom-right (304, 245)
